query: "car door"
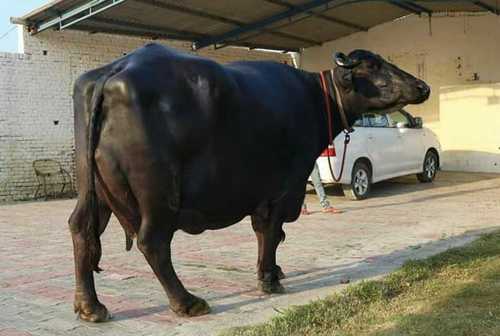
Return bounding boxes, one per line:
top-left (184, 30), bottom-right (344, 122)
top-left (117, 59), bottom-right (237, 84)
top-left (363, 113), bottom-right (402, 180)
top-left (387, 110), bottom-right (425, 172)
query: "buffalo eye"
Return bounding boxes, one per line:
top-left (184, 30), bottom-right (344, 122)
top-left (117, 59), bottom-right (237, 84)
top-left (366, 61), bottom-right (380, 71)
top-left (376, 81), bottom-right (389, 88)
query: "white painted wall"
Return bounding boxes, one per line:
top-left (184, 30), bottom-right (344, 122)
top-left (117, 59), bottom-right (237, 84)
top-left (301, 12), bottom-right (500, 173)
top-left (0, 29), bottom-right (291, 202)
top-left (440, 84), bottom-right (500, 173)
top-left (16, 25), bottom-right (24, 54)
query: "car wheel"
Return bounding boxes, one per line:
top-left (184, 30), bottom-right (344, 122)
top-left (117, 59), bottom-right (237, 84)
top-left (342, 161), bottom-right (371, 200)
top-left (417, 151), bottom-right (438, 183)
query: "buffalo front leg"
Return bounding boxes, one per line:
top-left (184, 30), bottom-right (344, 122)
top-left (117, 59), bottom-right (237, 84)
top-left (252, 216), bottom-right (285, 281)
top-left (69, 198), bottom-right (112, 322)
top-left (251, 215), bottom-right (285, 294)
top-left (137, 217), bottom-right (210, 317)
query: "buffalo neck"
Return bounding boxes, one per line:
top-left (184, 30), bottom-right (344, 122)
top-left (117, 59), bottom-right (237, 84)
top-left (311, 71), bottom-right (346, 155)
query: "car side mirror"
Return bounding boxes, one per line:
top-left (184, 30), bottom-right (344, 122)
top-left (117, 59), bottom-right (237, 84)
top-left (414, 117), bottom-right (423, 129)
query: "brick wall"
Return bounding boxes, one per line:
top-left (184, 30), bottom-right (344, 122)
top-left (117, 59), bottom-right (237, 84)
top-left (0, 29), bottom-right (291, 202)
top-left (0, 52), bottom-right (74, 201)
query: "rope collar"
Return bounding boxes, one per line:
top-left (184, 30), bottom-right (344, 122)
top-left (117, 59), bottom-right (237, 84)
top-left (318, 70), bottom-right (353, 182)
top-left (319, 70), bottom-right (353, 141)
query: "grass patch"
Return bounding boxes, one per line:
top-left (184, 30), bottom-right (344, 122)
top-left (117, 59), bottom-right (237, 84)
top-left (222, 231), bottom-right (500, 336)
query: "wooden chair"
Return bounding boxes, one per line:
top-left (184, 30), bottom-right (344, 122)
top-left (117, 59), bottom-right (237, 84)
top-left (33, 159), bottom-right (73, 199)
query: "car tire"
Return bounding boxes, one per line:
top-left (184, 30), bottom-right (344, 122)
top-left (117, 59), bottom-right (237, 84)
top-left (417, 150), bottom-right (438, 183)
top-left (342, 161), bottom-right (372, 200)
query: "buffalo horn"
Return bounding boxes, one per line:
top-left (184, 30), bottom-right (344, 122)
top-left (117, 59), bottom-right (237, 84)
top-left (334, 52), bottom-right (361, 69)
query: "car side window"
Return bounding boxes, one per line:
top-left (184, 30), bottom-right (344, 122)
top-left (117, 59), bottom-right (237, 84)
top-left (366, 113), bottom-right (389, 128)
top-left (388, 111), bottom-right (411, 128)
top-left (353, 117), bottom-right (364, 127)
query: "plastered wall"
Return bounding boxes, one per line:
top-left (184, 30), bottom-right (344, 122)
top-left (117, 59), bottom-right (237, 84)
top-left (440, 84), bottom-right (500, 173)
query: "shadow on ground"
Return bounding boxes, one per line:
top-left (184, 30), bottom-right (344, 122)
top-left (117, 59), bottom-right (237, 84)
top-left (111, 226), bottom-right (498, 320)
top-left (313, 171), bottom-right (500, 200)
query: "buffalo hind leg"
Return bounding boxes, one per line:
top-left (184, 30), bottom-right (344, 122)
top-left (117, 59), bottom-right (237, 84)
top-left (137, 215), bottom-right (210, 317)
top-left (69, 197), bottom-right (112, 322)
top-left (251, 214), bottom-right (285, 294)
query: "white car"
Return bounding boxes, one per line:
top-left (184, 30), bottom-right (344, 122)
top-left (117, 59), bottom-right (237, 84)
top-left (317, 110), bottom-right (441, 200)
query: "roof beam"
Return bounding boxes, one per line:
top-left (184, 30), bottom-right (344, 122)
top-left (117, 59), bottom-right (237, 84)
top-left (470, 1), bottom-right (499, 14)
top-left (224, 5), bottom-right (336, 52)
top-left (77, 23), bottom-right (298, 52)
top-left (87, 17), bottom-right (205, 40)
top-left (133, 0), bottom-right (321, 47)
top-left (388, 1), bottom-right (432, 15)
top-left (132, 0), bottom-right (241, 26)
top-left (264, 0), bottom-right (368, 31)
top-left (406, 2), bottom-right (433, 14)
top-left (30, 0), bottom-right (128, 34)
top-left (192, 0), bottom-right (339, 50)
top-left (77, 24), bottom-right (197, 41)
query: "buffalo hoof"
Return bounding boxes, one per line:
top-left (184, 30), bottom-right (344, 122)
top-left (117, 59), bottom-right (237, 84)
top-left (74, 300), bottom-right (111, 323)
top-left (172, 295), bottom-right (210, 317)
top-left (276, 265), bottom-right (286, 280)
top-left (258, 272), bottom-right (285, 294)
top-left (258, 279), bottom-right (285, 294)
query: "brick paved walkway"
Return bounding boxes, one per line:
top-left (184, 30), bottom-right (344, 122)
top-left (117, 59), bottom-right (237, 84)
top-left (1, 172), bottom-right (499, 336)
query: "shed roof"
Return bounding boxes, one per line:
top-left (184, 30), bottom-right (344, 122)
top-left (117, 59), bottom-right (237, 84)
top-left (11, 0), bottom-right (499, 52)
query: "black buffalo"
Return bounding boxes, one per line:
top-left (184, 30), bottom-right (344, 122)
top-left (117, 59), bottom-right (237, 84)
top-left (69, 43), bottom-right (430, 321)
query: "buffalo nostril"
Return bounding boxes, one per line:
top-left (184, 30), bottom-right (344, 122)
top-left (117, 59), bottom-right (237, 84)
top-left (417, 83), bottom-right (430, 96)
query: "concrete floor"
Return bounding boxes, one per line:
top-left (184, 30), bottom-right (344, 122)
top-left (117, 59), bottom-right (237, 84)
top-left (1, 172), bottom-right (499, 336)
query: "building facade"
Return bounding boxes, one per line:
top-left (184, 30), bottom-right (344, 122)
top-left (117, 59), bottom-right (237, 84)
top-left (2, 10), bottom-right (499, 202)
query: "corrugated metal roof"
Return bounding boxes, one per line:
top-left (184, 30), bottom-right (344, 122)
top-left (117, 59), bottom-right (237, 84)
top-left (11, 0), bottom-right (498, 52)
top-left (13, 0), bottom-right (88, 24)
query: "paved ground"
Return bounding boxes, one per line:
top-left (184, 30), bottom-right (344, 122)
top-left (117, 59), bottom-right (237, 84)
top-left (1, 172), bottom-right (499, 336)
